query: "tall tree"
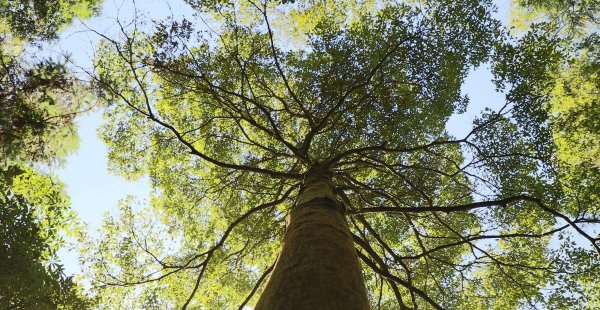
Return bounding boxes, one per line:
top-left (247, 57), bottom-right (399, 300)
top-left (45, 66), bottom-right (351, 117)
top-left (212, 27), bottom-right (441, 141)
top-left (507, 1), bottom-right (600, 307)
top-left (0, 0), bottom-right (102, 308)
top-left (82, 0), bottom-right (599, 308)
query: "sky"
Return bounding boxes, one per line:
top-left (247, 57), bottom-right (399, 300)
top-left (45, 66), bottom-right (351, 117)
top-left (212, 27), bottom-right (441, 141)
top-left (54, 0), bottom-right (511, 277)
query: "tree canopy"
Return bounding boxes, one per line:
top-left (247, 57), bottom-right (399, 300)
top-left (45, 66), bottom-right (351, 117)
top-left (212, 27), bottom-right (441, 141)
top-left (2, 0), bottom-right (598, 309)
top-left (73, 0), bottom-right (600, 308)
top-left (0, 0), bottom-right (102, 164)
top-left (0, 166), bottom-right (88, 310)
top-left (0, 0), bottom-right (101, 308)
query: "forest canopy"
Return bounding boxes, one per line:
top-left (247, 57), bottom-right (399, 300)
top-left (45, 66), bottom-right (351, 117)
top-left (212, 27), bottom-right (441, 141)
top-left (1, 0), bottom-right (599, 309)
top-left (1, 0), bottom-right (101, 308)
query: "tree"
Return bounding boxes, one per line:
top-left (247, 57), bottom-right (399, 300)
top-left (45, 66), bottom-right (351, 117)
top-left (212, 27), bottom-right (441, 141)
top-left (506, 1), bottom-right (600, 307)
top-left (82, 0), bottom-right (599, 308)
top-left (0, 167), bottom-right (88, 310)
top-left (510, 0), bottom-right (599, 38)
top-left (509, 0), bottom-right (599, 171)
top-left (0, 0), bottom-right (102, 308)
top-left (0, 0), bottom-right (102, 164)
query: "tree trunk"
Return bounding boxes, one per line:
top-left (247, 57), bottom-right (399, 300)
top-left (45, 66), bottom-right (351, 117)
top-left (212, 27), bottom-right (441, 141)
top-left (255, 165), bottom-right (369, 310)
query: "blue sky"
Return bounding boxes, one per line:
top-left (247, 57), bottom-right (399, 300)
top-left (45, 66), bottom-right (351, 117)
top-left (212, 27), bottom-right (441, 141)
top-left (55, 0), bottom-right (510, 277)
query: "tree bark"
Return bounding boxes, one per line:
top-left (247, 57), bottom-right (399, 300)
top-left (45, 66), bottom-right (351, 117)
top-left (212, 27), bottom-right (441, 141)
top-left (255, 165), bottom-right (369, 310)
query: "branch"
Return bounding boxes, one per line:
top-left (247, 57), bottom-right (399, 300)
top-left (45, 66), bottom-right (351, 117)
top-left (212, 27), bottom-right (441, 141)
top-left (356, 250), bottom-right (445, 310)
top-left (88, 30), bottom-right (302, 180)
top-left (237, 262), bottom-right (275, 310)
top-left (351, 223), bottom-right (411, 310)
top-left (250, 0), bottom-right (314, 127)
top-left (349, 195), bottom-right (536, 214)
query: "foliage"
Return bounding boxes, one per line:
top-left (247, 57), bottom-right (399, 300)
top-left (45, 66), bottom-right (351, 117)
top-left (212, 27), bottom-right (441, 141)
top-left (508, 2), bottom-right (600, 307)
top-left (0, 0), bottom-right (102, 164)
top-left (0, 55), bottom-right (85, 165)
top-left (0, 167), bottom-right (89, 309)
top-left (0, 0), bottom-right (101, 308)
top-left (510, 0), bottom-right (599, 37)
top-left (0, 0), bottom-right (102, 40)
top-left (79, 0), bottom-right (599, 309)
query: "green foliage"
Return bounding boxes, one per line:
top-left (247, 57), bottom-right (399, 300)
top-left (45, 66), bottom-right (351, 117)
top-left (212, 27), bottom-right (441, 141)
top-left (0, 0), bottom-right (102, 40)
top-left (79, 0), bottom-right (599, 309)
top-left (0, 0), bottom-right (101, 165)
top-left (0, 0), bottom-right (102, 308)
top-left (496, 3), bottom-right (600, 308)
top-left (0, 56), bottom-right (85, 165)
top-left (0, 167), bottom-right (89, 309)
top-left (510, 0), bottom-right (599, 38)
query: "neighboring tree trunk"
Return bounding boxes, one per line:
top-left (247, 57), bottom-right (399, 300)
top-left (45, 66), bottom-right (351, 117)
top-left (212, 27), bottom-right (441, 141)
top-left (255, 164), bottom-right (369, 310)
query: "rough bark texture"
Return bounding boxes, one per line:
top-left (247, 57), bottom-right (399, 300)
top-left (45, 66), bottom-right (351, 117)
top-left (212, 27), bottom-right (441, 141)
top-left (255, 166), bottom-right (369, 310)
